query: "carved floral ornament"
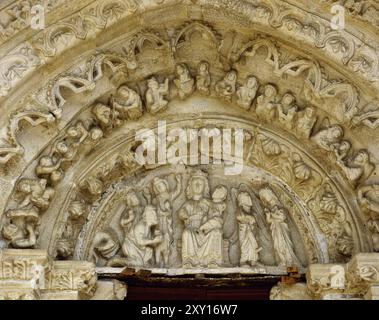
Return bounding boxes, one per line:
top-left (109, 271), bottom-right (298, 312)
top-left (0, 0), bottom-right (378, 298)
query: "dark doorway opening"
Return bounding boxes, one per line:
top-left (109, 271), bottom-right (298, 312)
top-left (105, 272), bottom-right (282, 300)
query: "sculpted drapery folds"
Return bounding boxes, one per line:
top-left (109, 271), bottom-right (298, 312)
top-left (0, 0), bottom-right (379, 301)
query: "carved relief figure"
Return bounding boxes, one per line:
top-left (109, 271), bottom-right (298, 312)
top-left (121, 205), bottom-right (162, 267)
top-left (235, 190), bottom-right (262, 267)
top-left (146, 77), bottom-right (169, 114)
top-left (174, 63), bottom-right (194, 99)
top-left (278, 93), bottom-right (298, 130)
top-left (358, 185), bottom-right (379, 215)
top-left (35, 156), bottom-right (63, 185)
top-left (236, 76), bottom-right (258, 110)
top-left (256, 84), bottom-right (278, 121)
top-left (92, 103), bottom-right (120, 133)
top-left (93, 232), bottom-right (120, 264)
top-left (198, 185), bottom-right (227, 268)
top-left (150, 175), bottom-right (182, 267)
top-left (337, 150), bottom-right (375, 186)
top-left (1, 179), bottom-right (54, 248)
top-left (215, 70), bottom-right (237, 101)
top-left (296, 107), bottom-right (317, 138)
top-left (265, 206), bottom-right (301, 267)
top-left (178, 170), bottom-right (212, 267)
top-left (120, 187), bottom-right (141, 233)
top-left (311, 124), bottom-right (344, 151)
top-left (111, 85), bottom-right (143, 120)
top-left (66, 121), bottom-right (89, 146)
top-left (196, 61), bottom-right (211, 95)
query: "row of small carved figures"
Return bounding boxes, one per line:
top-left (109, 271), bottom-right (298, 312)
top-left (107, 61), bottom-right (320, 140)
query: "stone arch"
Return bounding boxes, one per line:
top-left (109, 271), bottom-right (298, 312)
top-left (0, 0), bottom-right (379, 300)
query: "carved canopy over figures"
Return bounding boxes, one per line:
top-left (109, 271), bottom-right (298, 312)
top-left (0, 0), bottom-right (379, 294)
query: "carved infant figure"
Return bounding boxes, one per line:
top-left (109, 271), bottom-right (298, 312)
top-left (236, 76), bottom-right (258, 110)
top-left (196, 61), bottom-right (211, 95)
top-left (174, 63), bottom-right (194, 99)
top-left (146, 77), bottom-right (169, 114)
top-left (215, 70), bottom-right (237, 101)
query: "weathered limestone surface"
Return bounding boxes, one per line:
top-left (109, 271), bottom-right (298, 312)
top-left (0, 0), bottom-right (378, 300)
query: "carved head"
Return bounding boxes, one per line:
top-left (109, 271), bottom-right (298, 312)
top-left (39, 156), bottom-right (54, 167)
top-left (305, 107), bottom-right (315, 117)
top-left (264, 84), bottom-right (277, 98)
top-left (176, 63), bottom-right (187, 76)
top-left (67, 126), bottom-right (81, 138)
top-left (328, 125), bottom-right (344, 140)
top-left (198, 61), bottom-right (209, 73)
top-left (17, 178), bottom-right (34, 194)
top-left (56, 141), bottom-right (69, 154)
top-left (117, 85), bottom-right (131, 99)
top-left (92, 104), bottom-right (111, 124)
top-left (89, 127), bottom-right (103, 141)
top-left (212, 185), bottom-right (228, 203)
top-left (152, 177), bottom-right (169, 195)
top-left (125, 190), bottom-right (140, 207)
top-left (68, 200), bottom-right (88, 220)
top-left (142, 205), bottom-right (158, 227)
top-left (282, 93), bottom-right (295, 106)
top-left (147, 77), bottom-right (159, 89)
top-left (186, 170), bottom-right (210, 200)
top-left (226, 70), bottom-right (237, 82)
top-left (237, 191), bottom-right (253, 212)
top-left (246, 76), bottom-right (258, 89)
top-left (354, 150), bottom-right (370, 165)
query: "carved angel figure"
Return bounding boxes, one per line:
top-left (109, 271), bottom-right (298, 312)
top-left (265, 206), bottom-right (301, 267)
top-left (112, 85), bottom-right (143, 120)
top-left (215, 70), bottom-right (237, 101)
top-left (121, 205), bottom-right (162, 267)
top-left (277, 93), bottom-right (298, 130)
top-left (146, 77), bottom-right (169, 114)
top-left (255, 84), bottom-right (279, 121)
top-left (196, 61), bottom-right (211, 95)
top-left (236, 191), bottom-right (262, 267)
top-left (236, 76), bottom-right (258, 110)
top-left (296, 107), bottom-right (317, 138)
top-left (174, 63), bottom-right (194, 99)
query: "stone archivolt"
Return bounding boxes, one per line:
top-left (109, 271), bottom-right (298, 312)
top-left (0, 0), bottom-right (378, 300)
